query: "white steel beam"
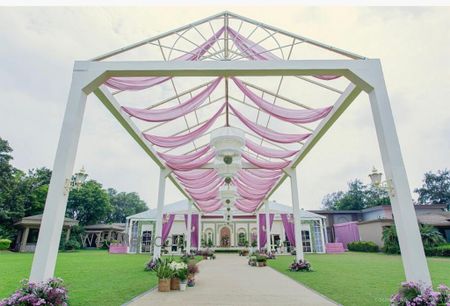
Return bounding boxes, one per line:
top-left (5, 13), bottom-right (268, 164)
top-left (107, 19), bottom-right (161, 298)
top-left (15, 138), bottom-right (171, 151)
top-left (153, 169), bottom-right (169, 260)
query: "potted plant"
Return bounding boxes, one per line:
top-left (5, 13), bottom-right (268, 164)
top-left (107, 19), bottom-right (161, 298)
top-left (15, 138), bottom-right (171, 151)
top-left (248, 255), bottom-right (257, 266)
top-left (289, 259), bottom-right (312, 272)
top-left (187, 261), bottom-right (199, 287)
top-left (256, 255), bottom-right (267, 267)
top-left (178, 266), bottom-right (188, 291)
top-left (155, 259), bottom-right (173, 292)
top-left (169, 261), bottom-right (187, 290)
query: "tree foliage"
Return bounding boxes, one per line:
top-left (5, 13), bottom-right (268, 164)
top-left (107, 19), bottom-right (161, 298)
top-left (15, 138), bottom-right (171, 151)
top-left (414, 169), bottom-right (450, 208)
top-left (321, 179), bottom-right (390, 210)
top-left (107, 188), bottom-right (147, 223)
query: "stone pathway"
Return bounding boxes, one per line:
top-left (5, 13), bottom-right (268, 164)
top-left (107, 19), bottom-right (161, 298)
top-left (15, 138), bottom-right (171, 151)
top-left (127, 254), bottom-right (338, 306)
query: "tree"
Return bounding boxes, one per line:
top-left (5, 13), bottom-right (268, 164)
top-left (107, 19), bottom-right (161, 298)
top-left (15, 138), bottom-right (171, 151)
top-left (414, 169), bottom-right (450, 208)
top-left (107, 188), bottom-right (147, 223)
top-left (66, 180), bottom-right (111, 225)
top-left (321, 191), bottom-right (344, 210)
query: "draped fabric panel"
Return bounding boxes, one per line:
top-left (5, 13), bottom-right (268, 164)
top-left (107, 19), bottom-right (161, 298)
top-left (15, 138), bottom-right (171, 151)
top-left (245, 139), bottom-right (298, 159)
top-left (180, 174), bottom-right (221, 189)
top-left (143, 103), bottom-right (225, 148)
top-left (162, 214), bottom-right (175, 243)
top-left (174, 169), bottom-right (215, 181)
top-left (159, 145), bottom-right (211, 164)
top-left (184, 214), bottom-right (199, 248)
top-left (258, 213), bottom-right (267, 248)
top-left (104, 27), bottom-right (225, 91)
top-left (281, 214), bottom-right (295, 247)
top-left (229, 104), bottom-right (311, 143)
top-left (247, 169), bottom-right (283, 179)
top-left (232, 77), bottom-right (333, 124)
top-left (165, 150), bottom-right (215, 171)
top-left (242, 152), bottom-right (290, 170)
top-left (122, 78), bottom-right (222, 122)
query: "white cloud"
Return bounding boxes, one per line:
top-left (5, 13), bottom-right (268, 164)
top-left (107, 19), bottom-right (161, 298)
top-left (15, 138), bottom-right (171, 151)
top-left (0, 6), bottom-right (448, 210)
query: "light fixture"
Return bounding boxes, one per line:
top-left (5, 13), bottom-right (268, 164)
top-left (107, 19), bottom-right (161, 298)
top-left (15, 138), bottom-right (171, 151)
top-left (369, 167), bottom-right (383, 186)
top-left (210, 127), bottom-right (245, 178)
top-left (64, 166), bottom-right (88, 195)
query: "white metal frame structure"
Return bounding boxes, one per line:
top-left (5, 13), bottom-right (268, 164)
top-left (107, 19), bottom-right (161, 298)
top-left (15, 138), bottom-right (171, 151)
top-left (30, 11), bottom-right (431, 287)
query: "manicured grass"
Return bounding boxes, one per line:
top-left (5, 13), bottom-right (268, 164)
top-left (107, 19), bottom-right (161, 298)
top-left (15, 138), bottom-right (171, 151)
top-left (267, 252), bottom-right (450, 306)
top-left (0, 250), bottom-right (199, 306)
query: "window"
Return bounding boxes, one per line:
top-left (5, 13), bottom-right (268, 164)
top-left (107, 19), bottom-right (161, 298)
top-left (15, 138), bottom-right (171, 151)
top-left (302, 230), bottom-right (312, 252)
top-left (141, 230), bottom-right (152, 253)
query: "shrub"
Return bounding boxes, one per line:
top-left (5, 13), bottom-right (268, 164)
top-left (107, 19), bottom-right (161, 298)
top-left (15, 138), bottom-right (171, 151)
top-left (425, 243), bottom-right (450, 257)
top-left (0, 278), bottom-right (69, 306)
top-left (289, 259), bottom-right (312, 272)
top-left (62, 239), bottom-right (80, 251)
top-left (0, 239), bottom-right (12, 250)
top-left (348, 241), bottom-right (379, 252)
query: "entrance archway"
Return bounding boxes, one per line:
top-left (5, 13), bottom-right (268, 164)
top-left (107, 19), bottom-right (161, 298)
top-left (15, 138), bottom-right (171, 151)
top-left (219, 226), bottom-right (231, 247)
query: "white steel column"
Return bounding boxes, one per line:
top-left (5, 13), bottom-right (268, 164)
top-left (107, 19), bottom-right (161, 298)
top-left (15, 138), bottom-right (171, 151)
top-left (186, 200), bottom-right (193, 253)
top-left (319, 219), bottom-right (326, 253)
top-left (322, 219), bottom-right (329, 244)
top-left (367, 62), bottom-right (431, 285)
top-left (287, 168), bottom-right (304, 262)
top-left (198, 213), bottom-right (202, 249)
top-left (265, 200), bottom-right (271, 252)
top-left (153, 169), bottom-right (169, 260)
top-left (30, 72), bottom-right (88, 282)
top-left (256, 211), bottom-right (260, 250)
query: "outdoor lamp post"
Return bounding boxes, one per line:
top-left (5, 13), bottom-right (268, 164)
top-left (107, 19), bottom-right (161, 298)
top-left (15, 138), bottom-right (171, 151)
top-left (369, 167), bottom-right (395, 197)
top-left (64, 166), bottom-right (87, 195)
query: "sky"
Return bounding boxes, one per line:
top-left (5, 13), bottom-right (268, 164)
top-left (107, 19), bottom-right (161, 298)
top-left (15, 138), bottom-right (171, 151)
top-left (0, 6), bottom-right (449, 211)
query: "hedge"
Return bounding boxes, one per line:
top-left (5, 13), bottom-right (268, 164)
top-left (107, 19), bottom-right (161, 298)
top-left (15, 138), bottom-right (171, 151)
top-left (424, 243), bottom-right (450, 257)
top-left (347, 241), bottom-right (379, 252)
top-left (0, 239), bottom-right (12, 250)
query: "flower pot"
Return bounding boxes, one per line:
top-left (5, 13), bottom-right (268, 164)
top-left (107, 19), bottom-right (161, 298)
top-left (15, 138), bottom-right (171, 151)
top-left (170, 277), bottom-right (180, 290)
top-left (257, 262), bottom-right (265, 267)
top-left (158, 278), bottom-right (170, 292)
top-left (180, 281), bottom-right (187, 291)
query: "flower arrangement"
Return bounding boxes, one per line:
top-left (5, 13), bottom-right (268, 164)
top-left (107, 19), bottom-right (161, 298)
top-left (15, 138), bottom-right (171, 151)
top-left (248, 255), bottom-right (257, 266)
top-left (289, 259), bottom-right (312, 272)
top-left (145, 259), bottom-right (159, 271)
top-left (169, 261), bottom-right (188, 290)
top-left (266, 252), bottom-right (276, 260)
top-left (0, 278), bottom-right (68, 306)
top-left (390, 282), bottom-right (449, 306)
top-left (187, 261), bottom-right (199, 287)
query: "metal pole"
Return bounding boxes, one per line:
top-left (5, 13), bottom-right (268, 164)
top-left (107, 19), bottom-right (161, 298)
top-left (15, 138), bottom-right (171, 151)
top-left (288, 168), bottom-right (304, 262)
top-left (152, 169), bottom-right (169, 260)
top-left (186, 200), bottom-right (193, 253)
top-left (265, 200), bottom-right (271, 252)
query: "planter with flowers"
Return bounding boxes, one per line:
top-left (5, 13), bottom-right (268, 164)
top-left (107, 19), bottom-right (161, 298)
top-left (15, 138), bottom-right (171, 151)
top-left (187, 261), bottom-right (199, 287)
top-left (169, 261), bottom-right (188, 291)
top-left (256, 255), bottom-right (267, 267)
top-left (154, 258), bottom-right (173, 292)
top-left (390, 281), bottom-right (449, 306)
top-left (0, 278), bottom-right (68, 306)
top-left (289, 259), bottom-right (312, 272)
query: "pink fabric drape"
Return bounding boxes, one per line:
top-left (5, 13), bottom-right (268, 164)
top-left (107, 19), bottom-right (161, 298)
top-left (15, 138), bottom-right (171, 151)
top-left (162, 214), bottom-right (175, 243)
top-left (185, 178), bottom-right (223, 194)
top-left (184, 214), bottom-right (199, 248)
top-left (247, 169), bottom-right (283, 179)
top-left (105, 27), bottom-right (225, 91)
top-left (232, 77), bottom-right (333, 124)
top-left (229, 104), bottom-right (311, 143)
top-left (333, 221), bottom-right (360, 249)
top-left (197, 199), bottom-right (222, 213)
top-left (245, 139), bottom-right (298, 159)
top-left (159, 145), bottom-right (211, 163)
top-left (281, 214), bottom-right (295, 247)
top-left (174, 169), bottom-right (215, 181)
top-left (122, 78), bottom-right (222, 122)
top-left (241, 152), bottom-right (290, 170)
top-left (258, 213), bottom-right (276, 248)
top-left (165, 150), bottom-right (215, 171)
top-left (143, 103), bottom-right (225, 148)
top-left (179, 172), bottom-right (219, 189)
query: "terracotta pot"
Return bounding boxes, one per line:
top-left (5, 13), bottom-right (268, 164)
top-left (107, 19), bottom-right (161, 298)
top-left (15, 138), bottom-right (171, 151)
top-left (170, 277), bottom-right (180, 290)
top-left (158, 278), bottom-right (170, 292)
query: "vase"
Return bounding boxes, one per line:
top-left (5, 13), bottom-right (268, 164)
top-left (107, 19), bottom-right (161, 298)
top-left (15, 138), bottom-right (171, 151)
top-left (180, 281), bottom-right (187, 291)
top-left (158, 278), bottom-right (170, 292)
top-left (170, 277), bottom-right (180, 290)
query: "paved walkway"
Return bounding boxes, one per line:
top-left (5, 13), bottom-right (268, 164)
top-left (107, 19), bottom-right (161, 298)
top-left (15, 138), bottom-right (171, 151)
top-left (127, 254), bottom-right (338, 306)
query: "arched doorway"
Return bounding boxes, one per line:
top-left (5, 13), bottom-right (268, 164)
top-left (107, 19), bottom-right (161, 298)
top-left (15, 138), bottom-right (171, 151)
top-left (220, 226), bottom-right (231, 247)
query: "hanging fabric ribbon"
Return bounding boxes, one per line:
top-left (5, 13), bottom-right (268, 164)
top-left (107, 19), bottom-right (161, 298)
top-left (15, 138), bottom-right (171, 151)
top-left (229, 104), bottom-right (310, 144)
top-left (245, 139), bottom-right (298, 159)
top-left (242, 152), bottom-right (291, 170)
top-left (105, 27), bottom-right (226, 91)
top-left (165, 150), bottom-right (215, 171)
top-left (281, 214), bottom-right (296, 247)
top-left (159, 145), bottom-right (211, 164)
top-left (173, 169), bottom-right (216, 181)
top-left (232, 77), bottom-right (333, 124)
top-left (162, 214), bottom-right (175, 243)
top-left (143, 103), bottom-right (225, 148)
top-left (122, 78), bottom-right (222, 122)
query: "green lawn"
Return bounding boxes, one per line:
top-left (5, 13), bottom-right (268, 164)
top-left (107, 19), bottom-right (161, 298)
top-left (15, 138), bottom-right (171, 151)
top-left (0, 250), bottom-right (198, 306)
top-left (267, 252), bottom-right (450, 306)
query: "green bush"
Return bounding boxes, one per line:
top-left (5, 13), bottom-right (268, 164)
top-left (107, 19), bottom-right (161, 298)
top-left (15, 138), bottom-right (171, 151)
top-left (348, 241), bottom-right (379, 252)
top-left (425, 243), bottom-right (450, 257)
top-left (0, 238), bottom-right (12, 250)
top-left (62, 239), bottom-right (81, 251)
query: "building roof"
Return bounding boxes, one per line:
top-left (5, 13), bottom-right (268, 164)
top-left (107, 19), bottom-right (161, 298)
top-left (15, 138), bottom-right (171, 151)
top-left (127, 200), bottom-right (325, 220)
top-left (417, 212), bottom-right (450, 227)
top-left (15, 214), bottom-right (79, 227)
top-left (84, 223), bottom-right (126, 231)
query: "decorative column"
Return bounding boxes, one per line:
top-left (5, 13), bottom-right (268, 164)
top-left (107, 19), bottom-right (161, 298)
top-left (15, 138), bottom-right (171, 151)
top-left (186, 200), bottom-right (193, 253)
top-left (367, 62), bottom-right (431, 285)
top-left (20, 227), bottom-right (30, 252)
top-left (256, 211), bottom-right (260, 250)
top-left (286, 168), bottom-right (304, 262)
top-left (65, 227), bottom-right (71, 242)
top-left (319, 219), bottom-right (326, 253)
top-left (152, 169), bottom-right (169, 260)
top-left (322, 219), bottom-right (329, 244)
top-left (30, 71), bottom-right (88, 282)
top-left (264, 200), bottom-right (271, 252)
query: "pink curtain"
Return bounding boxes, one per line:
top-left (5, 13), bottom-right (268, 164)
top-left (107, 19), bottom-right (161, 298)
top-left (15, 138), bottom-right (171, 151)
top-left (241, 152), bottom-right (290, 170)
top-left (229, 104), bottom-right (311, 143)
top-left (174, 169), bottom-right (215, 181)
top-left (184, 214), bottom-right (199, 248)
top-left (165, 150), bottom-right (215, 171)
top-left (245, 139), bottom-right (298, 159)
top-left (281, 214), bottom-right (295, 247)
top-left (143, 103), bottom-right (225, 148)
top-left (232, 77), bottom-right (333, 124)
top-left (105, 27), bottom-right (225, 91)
top-left (258, 213), bottom-right (276, 249)
top-left (333, 221), bottom-right (360, 249)
top-left (162, 214), bottom-right (175, 243)
top-left (122, 78), bottom-right (222, 122)
top-left (185, 178), bottom-right (223, 194)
